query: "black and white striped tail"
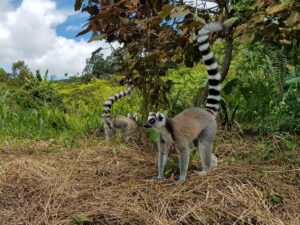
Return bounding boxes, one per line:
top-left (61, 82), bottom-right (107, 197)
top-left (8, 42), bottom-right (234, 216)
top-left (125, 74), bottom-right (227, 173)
top-left (197, 22), bottom-right (226, 115)
top-left (102, 85), bottom-right (134, 119)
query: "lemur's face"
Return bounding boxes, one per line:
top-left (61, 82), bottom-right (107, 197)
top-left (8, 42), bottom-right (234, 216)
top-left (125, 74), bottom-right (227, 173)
top-left (143, 112), bottom-right (166, 129)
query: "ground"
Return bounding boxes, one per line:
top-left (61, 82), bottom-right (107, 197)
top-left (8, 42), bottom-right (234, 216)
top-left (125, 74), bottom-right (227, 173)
top-left (0, 131), bottom-right (299, 225)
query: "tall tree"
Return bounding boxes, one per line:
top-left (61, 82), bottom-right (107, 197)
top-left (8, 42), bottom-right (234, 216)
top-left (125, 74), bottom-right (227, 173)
top-left (11, 60), bottom-right (34, 84)
top-left (82, 52), bottom-right (116, 82)
top-left (0, 68), bottom-right (9, 82)
top-left (74, 1), bottom-right (299, 116)
top-left (74, 0), bottom-right (231, 116)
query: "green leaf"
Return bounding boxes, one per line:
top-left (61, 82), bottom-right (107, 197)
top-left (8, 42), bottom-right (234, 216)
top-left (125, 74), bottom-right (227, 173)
top-left (158, 5), bottom-right (173, 18)
top-left (285, 12), bottom-right (300, 26)
top-left (239, 32), bottom-right (255, 44)
top-left (164, 155), bottom-right (179, 175)
top-left (293, 23), bottom-right (300, 30)
top-left (163, 60), bottom-right (178, 70)
top-left (251, 12), bottom-right (266, 24)
top-left (253, 0), bottom-right (266, 9)
top-left (224, 17), bottom-right (239, 27)
top-left (170, 9), bottom-right (190, 19)
top-left (266, 3), bottom-right (289, 14)
top-left (74, 0), bottom-right (83, 11)
top-left (164, 160), bottom-right (177, 175)
top-left (194, 17), bottom-right (206, 26)
top-left (267, 192), bottom-right (283, 204)
top-left (76, 25), bottom-right (91, 37)
top-left (88, 34), bottom-right (107, 42)
top-left (279, 39), bottom-right (291, 45)
top-left (223, 78), bottom-right (240, 95)
top-left (235, 23), bottom-right (248, 36)
top-left (149, 129), bottom-right (160, 142)
top-left (72, 215), bottom-right (90, 223)
top-left (286, 77), bottom-right (300, 84)
top-left (286, 64), bottom-right (295, 71)
top-left (280, 0), bottom-right (293, 4)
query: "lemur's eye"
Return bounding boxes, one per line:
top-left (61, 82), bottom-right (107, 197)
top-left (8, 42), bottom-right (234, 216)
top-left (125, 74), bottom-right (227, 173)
top-left (149, 118), bottom-right (155, 124)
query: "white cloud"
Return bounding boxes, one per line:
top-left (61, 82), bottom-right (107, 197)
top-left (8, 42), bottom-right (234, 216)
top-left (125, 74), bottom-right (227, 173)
top-left (0, 0), bottom-right (117, 79)
top-left (66, 25), bottom-right (82, 31)
top-left (0, 0), bottom-right (12, 15)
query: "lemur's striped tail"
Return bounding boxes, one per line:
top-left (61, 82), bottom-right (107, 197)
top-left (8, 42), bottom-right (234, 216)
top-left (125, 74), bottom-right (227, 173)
top-left (197, 22), bottom-right (226, 115)
top-left (102, 85), bottom-right (134, 119)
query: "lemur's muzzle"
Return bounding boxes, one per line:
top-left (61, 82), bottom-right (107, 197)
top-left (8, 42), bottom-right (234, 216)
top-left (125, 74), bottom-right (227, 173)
top-left (143, 123), bottom-right (152, 128)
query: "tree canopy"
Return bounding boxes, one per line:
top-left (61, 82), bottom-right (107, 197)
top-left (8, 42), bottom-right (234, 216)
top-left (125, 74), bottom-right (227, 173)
top-left (74, 0), bottom-right (299, 113)
top-left (82, 52), bottom-right (116, 82)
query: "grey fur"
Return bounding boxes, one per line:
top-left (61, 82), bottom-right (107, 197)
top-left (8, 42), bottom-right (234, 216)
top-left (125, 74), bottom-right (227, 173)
top-left (102, 85), bottom-right (138, 139)
top-left (144, 23), bottom-right (226, 181)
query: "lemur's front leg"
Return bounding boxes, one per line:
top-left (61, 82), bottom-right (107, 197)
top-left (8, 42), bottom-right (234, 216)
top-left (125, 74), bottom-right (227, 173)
top-left (154, 136), bottom-right (169, 181)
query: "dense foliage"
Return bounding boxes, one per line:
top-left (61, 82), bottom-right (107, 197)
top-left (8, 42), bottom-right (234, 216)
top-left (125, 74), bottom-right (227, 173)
top-left (74, 0), bottom-right (299, 116)
top-left (82, 52), bottom-right (117, 82)
top-left (0, 62), bottom-right (140, 144)
top-left (73, 0), bottom-right (226, 114)
top-left (221, 42), bottom-right (300, 133)
top-left (0, 0), bottom-right (299, 145)
top-left (0, 36), bottom-right (299, 147)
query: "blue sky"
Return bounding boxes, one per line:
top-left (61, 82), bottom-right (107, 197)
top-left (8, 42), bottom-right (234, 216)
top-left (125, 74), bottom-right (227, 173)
top-left (0, 0), bottom-right (117, 79)
top-left (9, 0), bottom-right (91, 40)
top-left (0, 0), bottom-right (213, 78)
top-left (54, 0), bottom-right (91, 41)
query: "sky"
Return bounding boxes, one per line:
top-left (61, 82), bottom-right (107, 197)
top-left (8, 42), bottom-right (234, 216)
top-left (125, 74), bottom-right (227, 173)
top-left (0, 0), bottom-right (215, 80)
top-left (0, 0), bottom-right (118, 79)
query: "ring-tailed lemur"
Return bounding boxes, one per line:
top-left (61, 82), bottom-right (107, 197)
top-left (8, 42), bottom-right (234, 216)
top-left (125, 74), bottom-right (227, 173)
top-left (102, 84), bottom-right (138, 139)
top-left (143, 22), bottom-right (226, 182)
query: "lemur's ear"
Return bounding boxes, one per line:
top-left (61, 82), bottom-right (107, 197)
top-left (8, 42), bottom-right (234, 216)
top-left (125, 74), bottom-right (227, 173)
top-left (133, 113), bottom-right (138, 121)
top-left (127, 113), bottom-right (131, 118)
top-left (157, 113), bottom-right (164, 121)
top-left (149, 112), bottom-right (155, 117)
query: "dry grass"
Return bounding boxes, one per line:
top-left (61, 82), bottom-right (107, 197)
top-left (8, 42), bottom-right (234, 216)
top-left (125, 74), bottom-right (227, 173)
top-left (0, 133), bottom-right (299, 225)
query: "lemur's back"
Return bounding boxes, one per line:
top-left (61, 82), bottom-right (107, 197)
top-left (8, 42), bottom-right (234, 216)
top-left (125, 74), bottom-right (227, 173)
top-left (114, 115), bottom-right (137, 130)
top-left (172, 108), bottom-right (216, 142)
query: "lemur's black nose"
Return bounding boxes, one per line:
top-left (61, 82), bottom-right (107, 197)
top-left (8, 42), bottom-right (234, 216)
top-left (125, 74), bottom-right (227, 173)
top-left (143, 123), bottom-right (151, 128)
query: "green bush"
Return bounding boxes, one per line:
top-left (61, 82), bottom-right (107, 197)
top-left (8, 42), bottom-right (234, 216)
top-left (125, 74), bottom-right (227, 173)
top-left (222, 43), bottom-right (300, 133)
top-left (13, 82), bottom-right (64, 110)
top-left (0, 76), bottom-right (140, 142)
top-left (164, 65), bottom-right (208, 116)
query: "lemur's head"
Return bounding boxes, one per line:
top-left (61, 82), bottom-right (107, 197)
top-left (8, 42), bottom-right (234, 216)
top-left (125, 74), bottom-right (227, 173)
top-left (127, 113), bottom-right (138, 122)
top-left (103, 117), bottom-right (115, 136)
top-left (143, 112), bottom-right (166, 129)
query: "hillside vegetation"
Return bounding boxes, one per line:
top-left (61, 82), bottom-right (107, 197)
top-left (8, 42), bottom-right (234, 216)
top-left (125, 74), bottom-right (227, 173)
top-left (0, 45), bottom-right (299, 223)
top-left (1, 0), bottom-right (300, 221)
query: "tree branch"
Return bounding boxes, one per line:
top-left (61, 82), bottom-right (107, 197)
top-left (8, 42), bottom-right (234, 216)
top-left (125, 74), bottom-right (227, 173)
top-left (220, 28), bottom-right (233, 83)
top-left (220, 1), bottom-right (233, 82)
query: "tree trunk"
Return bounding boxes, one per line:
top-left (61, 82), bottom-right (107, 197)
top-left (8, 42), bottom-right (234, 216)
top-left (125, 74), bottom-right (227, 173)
top-left (220, 28), bottom-right (233, 83)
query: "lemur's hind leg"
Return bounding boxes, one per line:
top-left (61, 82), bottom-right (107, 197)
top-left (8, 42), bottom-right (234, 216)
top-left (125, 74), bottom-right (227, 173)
top-left (195, 123), bottom-right (217, 176)
top-left (176, 143), bottom-right (190, 182)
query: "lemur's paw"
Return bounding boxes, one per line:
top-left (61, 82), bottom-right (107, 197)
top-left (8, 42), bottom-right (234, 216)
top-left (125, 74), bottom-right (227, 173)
top-left (153, 175), bottom-right (165, 181)
top-left (211, 154), bottom-right (218, 168)
top-left (177, 176), bottom-right (186, 182)
top-left (194, 170), bottom-right (208, 176)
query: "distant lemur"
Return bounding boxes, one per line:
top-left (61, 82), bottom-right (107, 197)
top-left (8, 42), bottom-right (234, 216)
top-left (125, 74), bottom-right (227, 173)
top-left (102, 84), bottom-right (138, 139)
top-left (144, 23), bottom-right (227, 182)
